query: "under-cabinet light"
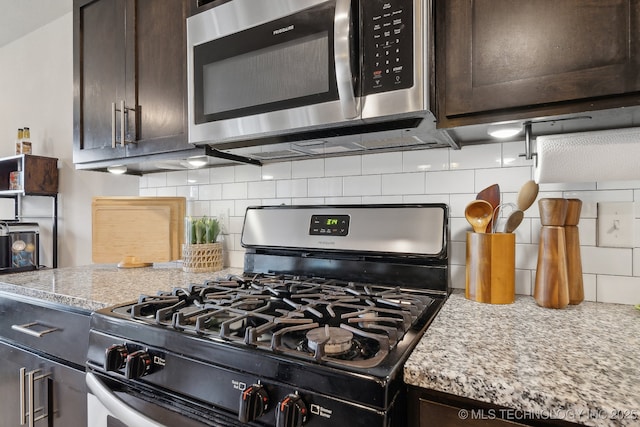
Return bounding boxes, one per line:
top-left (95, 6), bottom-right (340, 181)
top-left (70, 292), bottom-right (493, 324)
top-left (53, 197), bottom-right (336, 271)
top-left (107, 165), bottom-right (127, 175)
top-left (487, 123), bottom-right (522, 138)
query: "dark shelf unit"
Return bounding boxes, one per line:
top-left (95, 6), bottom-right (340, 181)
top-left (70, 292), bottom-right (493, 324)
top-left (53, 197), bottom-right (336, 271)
top-left (0, 155), bottom-right (59, 269)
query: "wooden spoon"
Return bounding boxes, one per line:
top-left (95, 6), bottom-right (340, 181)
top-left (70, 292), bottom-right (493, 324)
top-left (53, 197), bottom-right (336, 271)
top-left (516, 180), bottom-right (539, 212)
top-left (465, 200), bottom-right (493, 233)
top-left (476, 184), bottom-right (500, 232)
top-left (503, 209), bottom-right (524, 233)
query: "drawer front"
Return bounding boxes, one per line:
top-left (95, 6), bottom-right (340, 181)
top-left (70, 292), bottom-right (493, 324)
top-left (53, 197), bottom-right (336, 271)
top-left (0, 294), bottom-right (90, 366)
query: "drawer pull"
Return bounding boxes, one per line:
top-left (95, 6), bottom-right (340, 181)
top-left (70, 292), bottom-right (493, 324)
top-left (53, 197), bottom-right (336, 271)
top-left (12, 322), bottom-right (59, 338)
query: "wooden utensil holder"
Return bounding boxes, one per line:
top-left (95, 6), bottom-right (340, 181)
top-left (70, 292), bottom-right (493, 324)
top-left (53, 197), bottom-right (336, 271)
top-left (466, 232), bottom-right (515, 304)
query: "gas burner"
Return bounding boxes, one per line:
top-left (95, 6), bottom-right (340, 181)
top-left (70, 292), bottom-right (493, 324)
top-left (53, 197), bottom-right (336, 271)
top-left (306, 325), bottom-right (353, 355)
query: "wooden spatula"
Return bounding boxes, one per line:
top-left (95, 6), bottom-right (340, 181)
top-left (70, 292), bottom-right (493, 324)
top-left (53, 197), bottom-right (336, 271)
top-left (476, 184), bottom-right (500, 233)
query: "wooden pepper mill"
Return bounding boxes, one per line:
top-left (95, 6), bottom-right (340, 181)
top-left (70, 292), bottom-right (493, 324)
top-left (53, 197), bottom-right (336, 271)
top-left (565, 199), bottom-right (583, 304)
top-left (534, 198), bottom-right (570, 309)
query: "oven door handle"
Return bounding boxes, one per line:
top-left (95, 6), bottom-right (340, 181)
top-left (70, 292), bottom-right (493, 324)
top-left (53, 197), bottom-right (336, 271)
top-left (86, 372), bottom-right (167, 427)
top-left (334, 0), bottom-right (358, 119)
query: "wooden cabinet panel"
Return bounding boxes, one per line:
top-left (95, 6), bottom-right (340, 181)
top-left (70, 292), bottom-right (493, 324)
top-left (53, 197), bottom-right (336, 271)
top-left (436, 0), bottom-right (640, 127)
top-left (73, 0), bottom-right (192, 166)
top-left (0, 340), bottom-right (87, 427)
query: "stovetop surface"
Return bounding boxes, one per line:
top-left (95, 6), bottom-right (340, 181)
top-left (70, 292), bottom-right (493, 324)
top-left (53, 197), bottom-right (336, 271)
top-left (105, 273), bottom-right (441, 371)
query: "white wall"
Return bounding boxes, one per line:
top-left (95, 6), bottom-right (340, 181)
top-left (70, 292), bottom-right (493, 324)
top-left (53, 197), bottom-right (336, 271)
top-left (140, 142), bottom-right (640, 305)
top-left (0, 13), bottom-right (139, 267)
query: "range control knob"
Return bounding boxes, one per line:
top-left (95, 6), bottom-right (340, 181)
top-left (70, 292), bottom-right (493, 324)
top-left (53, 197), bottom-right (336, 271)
top-left (238, 384), bottom-right (269, 423)
top-left (124, 350), bottom-right (152, 379)
top-left (104, 344), bottom-right (128, 371)
top-left (276, 393), bottom-right (308, 427)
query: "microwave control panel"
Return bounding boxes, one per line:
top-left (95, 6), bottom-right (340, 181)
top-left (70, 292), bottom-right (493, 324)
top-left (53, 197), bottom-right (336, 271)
top-left (362, 0), bottom-right (414, 95)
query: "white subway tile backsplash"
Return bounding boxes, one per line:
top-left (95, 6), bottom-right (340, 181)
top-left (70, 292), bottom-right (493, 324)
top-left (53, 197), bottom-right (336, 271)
top-left (166, 171), bottom-right (188, 186)
top-left (187, 168), bottom-right (210, 185)
top-left (248, 180), bottom-right (276, 199)
top-left (362, 195), bottom-right (404, 204)
top-left (261, 162), bottom-right (291, 180)
top-left (157, 187), bottom-right (177, 197)
top-left (308, 177), bottom-right (343, 197)
top-left (222, 182), bottom-right (247, 200)
top-left (450, 218), bottom-right (471, 242)
top-left (450, 143), bottom-right (501, 170)
top-left (139, 188), bottom-right (157, 197)
top-left (362, 152), bottom-right (403, 175)
top-left (292, 197), bottom-right (325, 205)
top-left (325, 196), bottom-right (362, 204)
top-left (448, 194), bottom-right (477, 218)
top-left (402, 194), bottom-right (449, 204)
top-left (382, 172), bottom-right (424, 195)
top-left (199, 184), bottom-right (222, 200)
top-left (292, 159), bottom-right (325, 178)
top-left (142, 141), bottom-right (640, 305)
top-left (515, 269), bottom-right (532, 296)
top-left (501, 141), bottom-right (535, 168)
top-left (277, 179), bottom-right (308, 198)
top-left (581, 246), bottom-right (633, 275)
top-left (426, 170), bottom-right (474, 194)
top-left (583, 274), bottom-right (597, 302)
top-left (343, 175), bottom-right (381, 196)
top-left (596, 275), bottom-right (640, 304)
top-left (325, 156), bottom-right (361, 176)
top-left (209, 166), bottom-right (235, 184)
top-left (235, 199), bottom-right (260, 217)
top-left (402, 148), bottom-right (449, 172)
top-left (475, 166), bottom-right (531, 193)
top-left (450, 264), bottom-right (465, 289)
top-left (146, 173), bottom-right (167, 188)
top-left (235, 165), bottom-right (262, 182)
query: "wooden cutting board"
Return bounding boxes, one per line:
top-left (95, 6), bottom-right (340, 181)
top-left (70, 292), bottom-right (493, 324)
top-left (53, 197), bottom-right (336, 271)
top-left (92, 197), bottom-right (186, 263)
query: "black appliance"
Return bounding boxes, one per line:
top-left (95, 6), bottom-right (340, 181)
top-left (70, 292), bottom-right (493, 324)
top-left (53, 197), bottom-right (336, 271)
top-left (86, 204), bottom-right (450, 426)
top-left (0, 221), bottom-right (39, 273)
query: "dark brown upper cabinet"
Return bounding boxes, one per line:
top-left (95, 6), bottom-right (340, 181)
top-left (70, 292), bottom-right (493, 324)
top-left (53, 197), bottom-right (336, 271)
top-left (435, 0), bottom-right (640, 128)
top-left (73, 0), bottom-right (193, 166)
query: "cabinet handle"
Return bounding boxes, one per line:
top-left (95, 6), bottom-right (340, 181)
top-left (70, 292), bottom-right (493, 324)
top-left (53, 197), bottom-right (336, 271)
top-left (19, 368), bottom-right (51, 427)
top-left (111, 102), bottom-right (117, 148)
top-left (120, 100), bottom-right (126, 147)
top-left (12, 322), bottom-right (60, 338)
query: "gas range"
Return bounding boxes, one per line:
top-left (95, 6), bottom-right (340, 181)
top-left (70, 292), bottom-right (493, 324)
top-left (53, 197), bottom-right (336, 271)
top-left (86, 204), bottom-right (450, 427)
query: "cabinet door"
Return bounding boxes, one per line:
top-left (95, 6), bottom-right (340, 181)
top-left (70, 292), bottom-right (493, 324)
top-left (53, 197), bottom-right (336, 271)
top-left (437, 0), bottom-right (640, 127)
top-left (0, 341), bottom-right (87, 427)
top-left (126, 0), bottom-right (192, 157)
top-left (73, 0), bottom-right (132, 163)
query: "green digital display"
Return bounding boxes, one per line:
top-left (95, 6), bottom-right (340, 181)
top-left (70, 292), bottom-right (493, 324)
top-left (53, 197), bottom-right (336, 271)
top-left (309, 215), bottom-right (350, 236)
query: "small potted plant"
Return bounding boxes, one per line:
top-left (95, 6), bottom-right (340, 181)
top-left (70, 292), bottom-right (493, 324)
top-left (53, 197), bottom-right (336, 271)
top-left (182, 216), bottom-right (223, 272)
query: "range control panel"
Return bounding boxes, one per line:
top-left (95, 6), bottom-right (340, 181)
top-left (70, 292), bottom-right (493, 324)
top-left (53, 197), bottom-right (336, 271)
top-left (309, 215), bottom-right (350, 236)
top-left (362, 0), bottom-right (414, 95)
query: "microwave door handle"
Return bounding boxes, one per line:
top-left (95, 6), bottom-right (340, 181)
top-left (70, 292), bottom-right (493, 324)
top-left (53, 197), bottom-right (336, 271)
top-left (334, 0), bottom-right (358, 119)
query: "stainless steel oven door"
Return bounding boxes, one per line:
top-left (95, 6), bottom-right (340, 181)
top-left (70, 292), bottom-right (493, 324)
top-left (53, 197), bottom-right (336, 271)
top-left (187, 0), bottom-right (361, 145)
top-left (86, 373), bottom-right (208, 427)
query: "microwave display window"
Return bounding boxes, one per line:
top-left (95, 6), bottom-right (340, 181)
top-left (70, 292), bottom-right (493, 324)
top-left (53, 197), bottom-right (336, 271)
top-left (202, 32), bottom-right (329, 116)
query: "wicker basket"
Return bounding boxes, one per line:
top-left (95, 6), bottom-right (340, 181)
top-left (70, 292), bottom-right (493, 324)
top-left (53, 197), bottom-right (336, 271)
top-left (182, 242), bottom-right (223, 273)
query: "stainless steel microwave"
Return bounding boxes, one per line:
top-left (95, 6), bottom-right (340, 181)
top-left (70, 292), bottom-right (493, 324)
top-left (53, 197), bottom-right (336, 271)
top-left (187, 0), bottom-right (452, 150)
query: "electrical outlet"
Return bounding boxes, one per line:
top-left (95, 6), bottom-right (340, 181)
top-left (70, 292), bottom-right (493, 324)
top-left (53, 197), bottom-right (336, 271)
top-left (597, 202), bottom-right (635, 248)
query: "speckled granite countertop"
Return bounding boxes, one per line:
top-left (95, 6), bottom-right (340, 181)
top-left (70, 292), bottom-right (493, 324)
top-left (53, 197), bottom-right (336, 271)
top-left (2, 267), bottom-right (638, 426)
top-left (405, 291), bottom-right (640, 426)
top-left (0, 263), bottom-right (241, 312)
